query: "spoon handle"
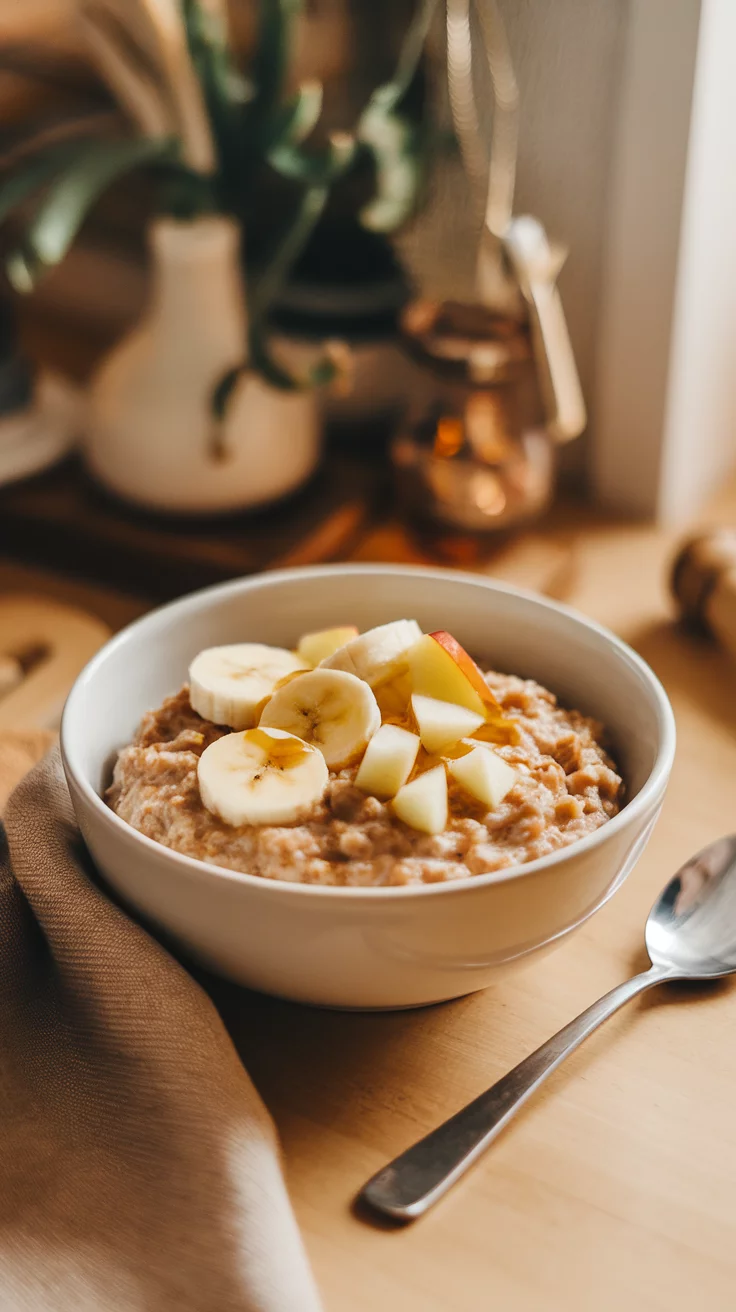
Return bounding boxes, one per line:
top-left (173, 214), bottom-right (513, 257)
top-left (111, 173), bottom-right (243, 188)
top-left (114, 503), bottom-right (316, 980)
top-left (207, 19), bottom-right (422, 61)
top-left (361, 965), bottom-right (668, 1221)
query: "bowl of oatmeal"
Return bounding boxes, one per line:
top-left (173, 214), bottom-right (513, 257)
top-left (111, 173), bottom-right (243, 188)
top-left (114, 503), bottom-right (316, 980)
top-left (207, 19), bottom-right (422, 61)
top-left (61, 566), bottom-right (675, 1008)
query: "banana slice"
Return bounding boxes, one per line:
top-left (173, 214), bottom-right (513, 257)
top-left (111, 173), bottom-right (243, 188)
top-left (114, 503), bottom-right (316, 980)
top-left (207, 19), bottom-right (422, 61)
top-left (189, 644), bottom-right (308, 730)
top-left (198, 727), bottom-right (328, 826)
top-left (259, 668), bottom-right (380, 769)
top-left (320, 619), bottom-right (422, 687)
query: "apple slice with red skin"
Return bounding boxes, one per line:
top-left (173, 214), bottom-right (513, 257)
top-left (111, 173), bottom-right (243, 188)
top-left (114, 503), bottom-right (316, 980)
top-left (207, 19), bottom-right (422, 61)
top-left (406, 631), bottom-right (518, 743)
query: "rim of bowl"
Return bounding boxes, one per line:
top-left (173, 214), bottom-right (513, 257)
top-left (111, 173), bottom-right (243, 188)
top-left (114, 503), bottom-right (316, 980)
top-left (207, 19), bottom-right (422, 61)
top-left (60, 563), bottom-right (677, 902)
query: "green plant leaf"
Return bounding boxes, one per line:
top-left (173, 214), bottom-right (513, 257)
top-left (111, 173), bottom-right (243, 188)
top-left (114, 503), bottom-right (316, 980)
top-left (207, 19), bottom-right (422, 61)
top-left (266, 79), bottom-right (323, 150)
top-left (249, 181), bottom-right (330, 320)
top-left (246, 322), bottom-right (338, 393)
top-left (250, 0), bottom-right (303, 125)
top-left (158, 159), bottom-right (218, 221)
top-left (181, 0), bottom-right (248, 201)
top-left (248, 328), bottom-right (297, 390)
top-left (356, 0), bottom-right (438, 233)
top-left (358, 102), bottom-right (421, 232)
top-left (247, 322), bottom-right (340, 392)
top-left (211, 364), bottom-right (243, 420)
top-left (0, 138), bottom-right (93, 228)
top-left (267, 130), bottom-right (356, 186)
top-left (209, 334), bottom-right (338, 415)
top-left (381, 0), bottom-right (439, 107)
top-left (6, 136), bottom-right (176, 292)
top-left (210, 181), bottom-right (343, 407)
top-left (182, 0), bottom-right (249, 103)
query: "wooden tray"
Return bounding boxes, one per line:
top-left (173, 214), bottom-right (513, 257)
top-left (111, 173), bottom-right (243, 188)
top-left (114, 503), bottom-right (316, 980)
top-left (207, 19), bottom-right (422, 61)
top-left (0, 454), bottom-right (386, 601)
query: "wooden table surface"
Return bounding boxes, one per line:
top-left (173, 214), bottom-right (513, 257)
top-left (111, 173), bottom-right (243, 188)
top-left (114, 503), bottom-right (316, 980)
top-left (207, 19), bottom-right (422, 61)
top-left (2, 478), bottom-right (736, 1311)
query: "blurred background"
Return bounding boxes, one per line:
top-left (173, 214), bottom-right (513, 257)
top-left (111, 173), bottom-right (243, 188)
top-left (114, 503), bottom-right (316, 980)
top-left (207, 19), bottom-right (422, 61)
top-left (1, 0), bottom-right (735, 723)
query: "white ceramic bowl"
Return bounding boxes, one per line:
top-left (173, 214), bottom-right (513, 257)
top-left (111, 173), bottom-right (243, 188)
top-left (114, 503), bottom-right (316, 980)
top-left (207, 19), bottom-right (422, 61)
top-left (61, 566), bottom-right (675, 1009)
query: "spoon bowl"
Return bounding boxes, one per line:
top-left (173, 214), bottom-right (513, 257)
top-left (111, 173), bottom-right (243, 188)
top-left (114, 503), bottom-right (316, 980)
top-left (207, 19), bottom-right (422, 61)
top-left (645, 835), bottom-right (736, 979)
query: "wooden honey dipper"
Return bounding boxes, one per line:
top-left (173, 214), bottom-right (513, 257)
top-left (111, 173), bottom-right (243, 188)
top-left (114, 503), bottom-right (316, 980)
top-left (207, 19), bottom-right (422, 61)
top-left (671, 528), bottom-right (736, 657)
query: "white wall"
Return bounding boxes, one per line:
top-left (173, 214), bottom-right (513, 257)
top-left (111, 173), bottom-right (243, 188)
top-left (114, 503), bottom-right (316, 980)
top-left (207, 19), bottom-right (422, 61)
top-left (592, 0), bottom-right (702, 516)
top-left (579, 0), bottom-right (736, 521)
top-left (658, 0), bottom-right (736, 521)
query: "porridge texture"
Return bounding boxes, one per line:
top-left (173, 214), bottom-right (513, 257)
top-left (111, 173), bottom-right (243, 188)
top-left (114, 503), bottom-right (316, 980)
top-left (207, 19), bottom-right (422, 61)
top-left (107, 672), bottom-right (623, 887)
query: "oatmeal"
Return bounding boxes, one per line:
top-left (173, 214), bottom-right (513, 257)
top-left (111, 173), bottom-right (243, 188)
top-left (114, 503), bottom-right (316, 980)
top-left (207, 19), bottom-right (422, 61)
top-left (107, 668), bottom-right (623, 888)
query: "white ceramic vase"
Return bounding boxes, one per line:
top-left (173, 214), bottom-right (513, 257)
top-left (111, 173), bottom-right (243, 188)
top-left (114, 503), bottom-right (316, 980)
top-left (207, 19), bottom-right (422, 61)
top-left (86, 216), bottom-right (321, 514)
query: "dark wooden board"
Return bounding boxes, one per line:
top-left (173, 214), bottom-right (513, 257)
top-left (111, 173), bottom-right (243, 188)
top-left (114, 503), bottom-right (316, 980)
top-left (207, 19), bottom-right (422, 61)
top-left (0, 455), bottom-right (386, 602)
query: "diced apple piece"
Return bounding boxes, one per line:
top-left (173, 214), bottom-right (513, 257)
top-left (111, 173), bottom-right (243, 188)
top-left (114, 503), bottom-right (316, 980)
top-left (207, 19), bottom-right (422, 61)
top-left (392, 765), bottom-right (448, 834)
top-left (297, 625), bottom-right (359, 667)
top-left (406, 631), bottom-right (500, 716)
top-left (411, 693), bottom-right (485, 754)
top-left (355, 723), bottom-right (420, 799)
top-left (447, 746), bottom-right (517, 809)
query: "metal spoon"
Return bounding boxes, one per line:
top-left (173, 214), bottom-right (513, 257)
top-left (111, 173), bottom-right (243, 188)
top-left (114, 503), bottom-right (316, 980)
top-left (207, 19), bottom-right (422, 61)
top-left (361, 835), bottom-right (736, 1221)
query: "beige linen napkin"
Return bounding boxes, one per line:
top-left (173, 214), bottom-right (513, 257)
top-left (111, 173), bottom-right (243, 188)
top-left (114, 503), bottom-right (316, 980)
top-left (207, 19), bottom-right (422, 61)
top-left (0, 746), bottom-right (323, 1312)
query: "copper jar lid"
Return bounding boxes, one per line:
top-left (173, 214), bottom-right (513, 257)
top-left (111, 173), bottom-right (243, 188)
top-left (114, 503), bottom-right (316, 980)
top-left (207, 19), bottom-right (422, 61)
top-left (400, 298), bottom-right (532, 384)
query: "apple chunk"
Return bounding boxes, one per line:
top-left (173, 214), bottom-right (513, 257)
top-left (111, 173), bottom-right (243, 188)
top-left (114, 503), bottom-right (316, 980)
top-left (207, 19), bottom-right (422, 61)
top-left (406, 631), bottom-right (517, 742)
top-left (355, 723), bottom-right (420, 799)
top-left (392, 765), bottom-right (448, 834)
top-left (406, 632), bottom-right (499, 716)
top-left (447, 746), bottom-right (517, 808)
top-left (297, 625), bottom-right (359, 667)
top-left (411, 693), bottom-right (485, 754)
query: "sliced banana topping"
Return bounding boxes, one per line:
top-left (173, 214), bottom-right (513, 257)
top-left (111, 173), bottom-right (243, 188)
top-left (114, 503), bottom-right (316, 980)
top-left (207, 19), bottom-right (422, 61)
top-left (320, 619), bottom-right (422, 687)
top-left (259, 668), bottom-right (380, 769)
top-left (187, 616), bottom-right (514, 840)
top-left (198, 727), bottom-right (328, 827)
top-left (189, 643), bottom-right (308, 730)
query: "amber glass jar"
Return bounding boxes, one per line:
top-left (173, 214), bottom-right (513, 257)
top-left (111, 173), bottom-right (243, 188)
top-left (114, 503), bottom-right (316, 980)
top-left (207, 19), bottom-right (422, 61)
top-left (392, 299), bottom-right (554, 539)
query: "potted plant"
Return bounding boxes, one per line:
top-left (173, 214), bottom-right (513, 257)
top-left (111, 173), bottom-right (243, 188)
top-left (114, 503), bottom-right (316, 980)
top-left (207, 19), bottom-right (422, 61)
top-left (0, 0), bottom-right (436, 514)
